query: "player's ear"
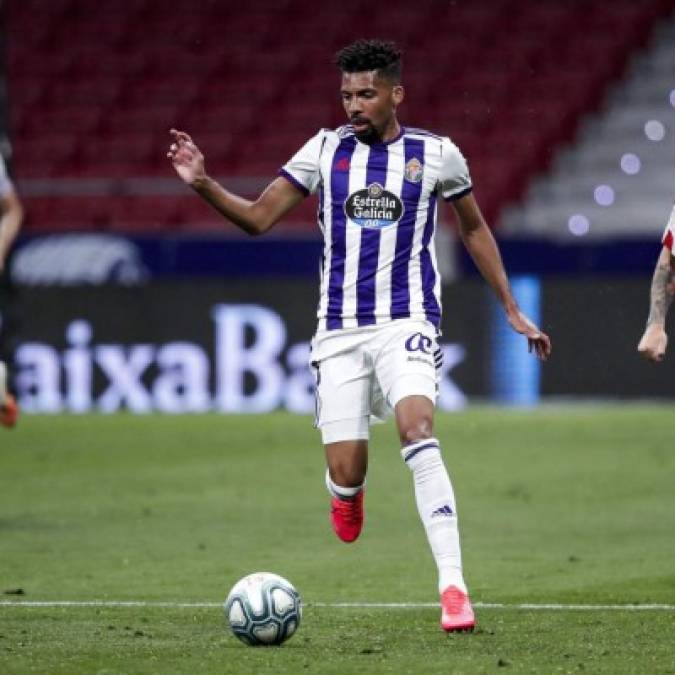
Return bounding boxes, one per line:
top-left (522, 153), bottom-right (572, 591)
top-left (392, 85), bottom-right (404, 107)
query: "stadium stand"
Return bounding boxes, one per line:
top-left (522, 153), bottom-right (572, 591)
top-left (502, 14), bottom-right (675, 239)
top-left (6, 0), bottom-right (675, 234)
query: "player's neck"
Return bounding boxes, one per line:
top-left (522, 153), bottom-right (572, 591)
top-left (380, 119), bottom-right (401, 143)
top-left (362, 119), bottom-right (401, 145)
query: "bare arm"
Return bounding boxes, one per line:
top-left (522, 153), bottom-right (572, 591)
top-left (637, 246), bottom-right (674, 362)
top-left (167, 129), bottom-right (305, 236)
top-left (452, 192), bottom-right (551, 360)
top-left (0, 190), bottom-right (23, 273)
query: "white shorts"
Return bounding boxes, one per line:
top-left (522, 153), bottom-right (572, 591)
top-left (310, 319), bottom-right (442, 444)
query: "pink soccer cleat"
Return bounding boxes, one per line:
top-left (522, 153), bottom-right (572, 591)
top-left (440, 585), bottom-right (475, 632)
top-left (330, 490), bottom-right (364, 543)
top-left (0, 394), bottom-right (19, 429)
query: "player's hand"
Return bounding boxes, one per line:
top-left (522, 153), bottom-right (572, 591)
top-left (637, 324), bottom-right (668, 362)
top-left (506, 306), bottom-right (552, 361)
top-left (167, 129), bottom-right (206, 186)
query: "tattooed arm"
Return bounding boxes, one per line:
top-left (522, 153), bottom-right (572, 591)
top-left (637, 246), bottom-right (675, 362)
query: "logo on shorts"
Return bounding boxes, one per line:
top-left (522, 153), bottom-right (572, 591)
top-left (404, 157), bottom-right (424, 183)
top-left (405, 332), bottom-right (433, 354)
top-left (344, 183), bottom-right (404, 229)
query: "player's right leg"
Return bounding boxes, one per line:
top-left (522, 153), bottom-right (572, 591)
top-left (324, 438), bottom-right (367, 543)
top-left (311, 332), bottom-right (372, 543)
top-left (0, 360), bottom-right (18, 429)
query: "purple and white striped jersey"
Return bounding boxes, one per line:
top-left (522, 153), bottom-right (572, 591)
top-left (280, 125), bottom-right (472, 331)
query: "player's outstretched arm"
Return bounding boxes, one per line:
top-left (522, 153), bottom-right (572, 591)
top-left (167, 129), bottom-right (304, 236)
top-left (452, 192), bottom-right (551, 360)
top-left (0, 189), bottom-right (23, 273)
top-left (637, 246), bottom-right (674, 362)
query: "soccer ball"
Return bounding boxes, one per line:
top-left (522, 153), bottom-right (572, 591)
top-left (224, 572), bottom-right (302, 646)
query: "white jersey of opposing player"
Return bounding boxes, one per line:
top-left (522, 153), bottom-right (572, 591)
top-left (663, 204), bottom-right (675, 258)
top-left (280, 126), bottom-right (472, 331)
top-left (0, 154), bottom-right (14, 198)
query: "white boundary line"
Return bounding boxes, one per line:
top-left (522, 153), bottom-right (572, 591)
top-left (0, 600), bottom-right (674, 611)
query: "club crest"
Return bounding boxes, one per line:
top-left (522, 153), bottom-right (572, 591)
top-left (404, 157), bottom-right (423, 183)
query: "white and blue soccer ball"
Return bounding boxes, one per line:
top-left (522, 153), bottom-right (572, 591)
top-left (224, 572), bottom-right (302, 646)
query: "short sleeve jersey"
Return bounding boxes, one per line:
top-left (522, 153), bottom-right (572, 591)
top-left (662, 204), bottom-right (675, 258)
top-left (280, 126), bottom-right (472, 331)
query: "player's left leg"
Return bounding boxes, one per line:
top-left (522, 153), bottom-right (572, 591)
top-left (375, 320), bottom-right (473, 631)
top-left (394, 394), bottom-right (474, 632)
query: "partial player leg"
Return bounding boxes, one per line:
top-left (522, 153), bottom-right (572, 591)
top-left (395, 394), bottom-right (474, 632)
top-left (0, 360), bottom-right (18, 429)
top-left (324, 437), bottom-right (368, 542)
top-left (312, 333), bottom-right (372, 544)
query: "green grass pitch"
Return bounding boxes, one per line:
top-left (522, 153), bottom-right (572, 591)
top-left (1, 407), bottom-right (674, 674)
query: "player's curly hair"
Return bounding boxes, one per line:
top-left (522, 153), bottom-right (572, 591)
top-left (335, 39), bottom-right (402, 83)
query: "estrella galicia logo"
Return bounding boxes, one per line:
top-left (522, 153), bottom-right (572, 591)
top-left (405, 332), bottom-right (433, 354)
top-left (344, 182), bottom-right (404, 229)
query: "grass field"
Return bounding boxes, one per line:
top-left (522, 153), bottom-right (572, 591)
top-left (1, 407), bottom-right (674, 674)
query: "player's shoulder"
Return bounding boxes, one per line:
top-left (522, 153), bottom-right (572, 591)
top-left (403, 126), bottom-right (445, 142)
top-left (334, 125), bottom-right (356, 140)
top-left (403, 127), bottom-right (462, 155)
top-left (305, 126), bottom-right (351, 146)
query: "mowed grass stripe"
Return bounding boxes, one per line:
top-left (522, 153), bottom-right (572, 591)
top-left (2, 600), bottom-right (675, 611)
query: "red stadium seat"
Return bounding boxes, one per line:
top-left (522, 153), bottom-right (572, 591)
top-left (13, 136), bottom-right (79, 173)
top-left (104, 105), bottom-right (184, 135)
top-left (9, 0), bottom-right (672, 234)
top-left (48, 79), bottom-right (123, 108)
top-left (23, 197), bottom-right (111, 232)
top-left (21, 106), bottom-right (103, 136)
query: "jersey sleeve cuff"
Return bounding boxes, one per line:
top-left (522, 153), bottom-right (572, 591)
top-left (442, 186), bottom-right (473, 202)
top-left (278, 169), bottom-right (310, 197)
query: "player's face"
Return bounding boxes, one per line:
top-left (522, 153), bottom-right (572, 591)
top-left (340, 71), bottom-right (403, 142)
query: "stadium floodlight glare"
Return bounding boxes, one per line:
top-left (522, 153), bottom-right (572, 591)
top-left (644, 120), bottom-right (666, 141)
top-left (67, 320), bottom-right (93, 345)
top-left (620, 153), bottom-right (641, 175)
top-left (593, 185), bottom-right (615, 207)
top-left (568, 214), bottom-right (590, 236)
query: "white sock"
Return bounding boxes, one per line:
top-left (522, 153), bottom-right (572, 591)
top-left (0, 361), bottom-right (7, 404)
top-left (401, 438), bottom-right (467, 594)
top-left (325, 469), bottom-right (364, 500)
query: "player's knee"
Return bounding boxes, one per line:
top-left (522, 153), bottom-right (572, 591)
top-left (399, 418), bottom-right (433, 447)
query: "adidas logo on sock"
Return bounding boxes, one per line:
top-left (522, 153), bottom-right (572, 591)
top-left (431, 504), bottom-right (454, 518)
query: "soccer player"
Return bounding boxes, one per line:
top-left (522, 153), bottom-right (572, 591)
top-left (168, 39), bottom-right (551, 632)
top-left (0, 152), bottom-right (22, 429)
top-left (637, 204), bottom-right (675, 362)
